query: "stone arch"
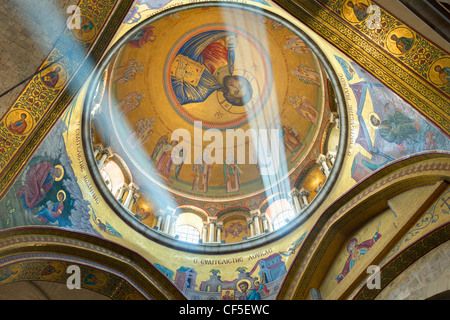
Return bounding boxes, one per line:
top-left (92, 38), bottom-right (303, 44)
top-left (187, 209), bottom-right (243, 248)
top-left (0, 228), bottom-right (185, 300)
top-left (278, 154), bottom-right (450, 300)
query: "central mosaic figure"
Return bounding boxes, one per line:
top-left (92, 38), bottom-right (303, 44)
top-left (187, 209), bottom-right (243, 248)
top-left (170, 29), bottom-right (254, 106)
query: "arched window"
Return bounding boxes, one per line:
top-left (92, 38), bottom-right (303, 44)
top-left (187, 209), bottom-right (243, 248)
top-left (266, 198), bottom-right (295, 231)
top-left (272, 209), bottom-right (295, 230)
top-left (100, 168), bottom-right (113, 191)
top-left (100, 160), bottom-right (125, 196)
top-left (175, 224), bottom-right (200, 244)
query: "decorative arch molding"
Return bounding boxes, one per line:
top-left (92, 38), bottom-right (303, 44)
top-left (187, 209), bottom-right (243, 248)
top-left (259, 192), bottom-right (292, 213)
top-left (0, 227), bottom-right (185, 300)
top-left (174, 205), bottom-right (209, 222)
top-left (110, 152), bottom-right (134, 185)
top-left (278, 152), bottom-right (450, 300)
top-left (216, 205), bottom-right (251, 220)
top-left (354, 224), bottom-right (449, 300)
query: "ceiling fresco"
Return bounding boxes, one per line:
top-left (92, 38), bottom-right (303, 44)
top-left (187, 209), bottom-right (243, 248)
top-left (96, 5), bottom-right (333, 205)
top-left (0, 0), bottom-right (448, 301)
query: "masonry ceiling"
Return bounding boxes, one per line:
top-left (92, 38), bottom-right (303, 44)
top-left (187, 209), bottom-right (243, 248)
top-left (0, 0), bottom-right (448, 301)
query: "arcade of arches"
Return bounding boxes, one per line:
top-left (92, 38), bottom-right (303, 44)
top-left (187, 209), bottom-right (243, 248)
top-left (0, 0), bottom-right (448, 300)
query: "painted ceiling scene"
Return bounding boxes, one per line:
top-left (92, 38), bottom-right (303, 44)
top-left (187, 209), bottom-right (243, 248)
top-left (0, 0), bottom-right (448, 301)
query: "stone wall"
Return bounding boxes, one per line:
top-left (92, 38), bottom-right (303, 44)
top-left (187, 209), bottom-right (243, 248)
top-left (0, 0), bottom-right (78, 118)
top-left (376, 241), bottom-right (450, 300)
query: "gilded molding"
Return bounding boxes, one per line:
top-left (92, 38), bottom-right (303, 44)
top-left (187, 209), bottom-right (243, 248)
top-left (273, 0), bottom-right (450, 135)
top-left (0, 0), bottom-right (135, 196)
top-left (353, 223), bottom-right (450, 300)
top-left (278, 153), bottom-right (450, 299)
top-left (0, 227), bottom-right (186, 300)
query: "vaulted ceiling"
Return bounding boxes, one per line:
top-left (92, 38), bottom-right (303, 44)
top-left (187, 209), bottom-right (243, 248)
top-left (0, 0), bottom-right (448, 301)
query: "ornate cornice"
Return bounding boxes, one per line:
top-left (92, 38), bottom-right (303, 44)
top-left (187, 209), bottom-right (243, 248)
top-left (277, 153), bottom-right (450, 299)
top-left (0, 227), bottom-right (186, 300)
top-left (0, 0), bottom-right (135, 197)
top-left (273, 0), bottom-right (450, 135)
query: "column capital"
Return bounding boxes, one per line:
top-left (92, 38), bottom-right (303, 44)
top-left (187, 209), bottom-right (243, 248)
top-left (132, 192), bottom-right (141, 201)
top-left (216, 222), bottom-right (224, 230)
top-left (128, 182), bottom-right (140, 192)
top-left (156, 209), bottom-right (167, 218)
top-left (290, 187), bottom-right (300, 197)
top-left (298, 187), bottom-right (310, 197)
top-left (207, 216), bottom-right (217, 224)
top-left (316, 153), bottom-right (327, 164)
top-left (326, 150), bottom-right (337, 158)
top-left (93, 144), bottom-right (104, 152)
top-left (250, 209), bottom-right (261, 217)
top-left (101, 146), bottom-right (113, 157)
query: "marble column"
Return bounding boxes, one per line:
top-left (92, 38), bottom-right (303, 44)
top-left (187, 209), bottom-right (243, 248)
top-left (163, 212), bottom-right (172, 234)
top-left (202, 221), bottom-right (209, 243)
top-left (129, 192), bottom-right (140, 211)
top-left (299, 188), bottom-right (310, 207)
top-left (155, 210), bottom-right (164, 230)
top-left (216, 222), bottom-right (223, 243)
top-left (123, 183), bottom-right (139, 209)
top-left (330, 112), bottom-right (340, 129)
top-left (97, 146), bottom-right (113, 169)
top-left (261, 214), bottom-right (270, 233)
top-left (93, 144), bottom-right (103, 158)
top-left (250, 209), bottom-right (261, 235)
top-left (266, 214), bottom-right (274, 232)
top-left (317, 154), bottom-right (330, 177)
top-left (208, 217), bottom-right (217, 242)
top-left (246, 217), bottom-right (255, 238)
top-left (289, 188), bottom-right (302, 213)
top-left (115, 182), bottom-right (127, 203)
top-left (326, 151), bottom-right (336, 166)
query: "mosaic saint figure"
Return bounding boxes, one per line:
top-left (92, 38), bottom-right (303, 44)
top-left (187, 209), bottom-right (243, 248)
top-left (223, 153), bottom-right (242, 193)
top-left (128, 25), bottom-right (156, 48)
top-left (114, 59), bottom-right (144, 83)
top-left (151, 134), bottom-right (182, 177)
top-left (290, 95), bottom-right (318, 125)
top-left (291, 65), bottom-right (321, 86)
top-left (390, 34), bottom-right (414, 54)
top-left (8, 113), bottom-right (28, 135)
top-left (346, 1), bottom-right (369, 21)
top-left (370, 111), bottom-right (420, 146)
top-left (336, 223), bottom-right (381, 283)
top-left (171, 30), bottom-right (253, 106)
top-left (41, 66), bottom-right (61, 88)
top-left (192, 158), bottom-right (212, 192)
top-left (118, 92), bottom-right (146, 115)
top-left (76, 17), bottom-right (94, 38)
top-left (281, 125), bottom-right (302, 153)
top-left (16, 161), bottom-right (64, 214)
top-left (34, 190), bottom-right (66, 225)
top-left (246, 279), bottom-right (270, 300)
top-left (434, 65), bottom-right (450, 85)
top-left (127, 117), bottom-right (155, 147)
top-left (283, 35), bottom-right (311, 54)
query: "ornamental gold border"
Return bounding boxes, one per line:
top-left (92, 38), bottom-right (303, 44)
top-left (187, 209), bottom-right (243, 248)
top-left (0, 227), bottom-right (186, 300)
top-left (0, 0), bottom-right (135, 198)
top-left (273, 0), bottom-right (450, 135)
top-left (353, 223), bottom-right (450, 300)
top-left (277, 153), bottom-right (450, 299)
top-left (0, 258), bottom-right (146, 300)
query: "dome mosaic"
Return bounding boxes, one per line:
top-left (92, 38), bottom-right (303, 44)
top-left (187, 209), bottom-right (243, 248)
top-left (84, 2), bottom-right (346, 252)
